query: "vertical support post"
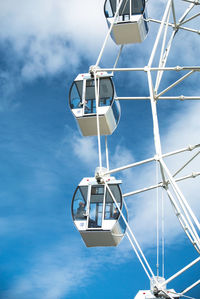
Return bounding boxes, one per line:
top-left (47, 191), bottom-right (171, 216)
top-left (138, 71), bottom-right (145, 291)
top-left (155, 7), bottom-right (170, 93)
top-left (156, 163), bottom-right (160, 277)
top-left (94, 73), bottom-right (102, 169)
top-left (105, 136), bottom-right (110, 171)
top-left (106, 183), bottom-right (156, 281)
top-left (95, 0), bottom-right (124, 67)
top-left (161, 190), bottom-right (165, 278)
top-left (82, 79), bottom-right (86, 105)
top-left (146, 70), bottom-right (162, 157)
top-left (148, 0), bottom-right (172, 68)
top-left (86, 184), bottom-right (91, 229)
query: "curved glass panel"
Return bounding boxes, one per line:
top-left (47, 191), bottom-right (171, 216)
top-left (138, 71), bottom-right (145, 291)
top-left (104, 184), bottom-right (122, 220)
top-left (118, 201), bottom-right (128, 234)
top-left (69, 82), bottom-right (82, 109)
top-left (144, 12), bottom-right (149, 32)
top-left (112, 100), bottom-right (120, 124)
top-left (104, 0), bottom-right (145, 18)
top-left (104, 0), bottom-right (113, 18)
top-left (99, 78), bottom-right (114, 106)
top-left (85, 78), bottom-right (114, 114)
top-left (123, 0), bottom-right (145, 15)
top-left (70, 77), bottom-right (114, 114)
top-left (84, 80), bottom-right (96, 114)
top-left (69, 77), bottom-right (114, 114)
top-left (72, 186), bottom-right (88, 220)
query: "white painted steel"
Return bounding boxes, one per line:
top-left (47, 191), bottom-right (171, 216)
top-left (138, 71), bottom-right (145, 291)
top-left (173, 150), bottom-right (200, 177)
top-left (181, 280), bottom-right (200, 295)
top-left (117, 96), bottom-right (200, 100)
top-left (123, 171), bottom-right (200, 198)
top-left (112, 45), bottom-right (124, 76)
top-left (95, 0), bottom-right (124, 67)
top-left (105, 0), bottom-right (200, 296)
top-left (71, 0), bottom-right (200, 296)
top-left (156, 70), bottom-right (195, 99)
top-left (95, 74), bottom-right (102, 169)
top-left (105, 144), bottom-right (200, 177)
top-left (106, 183), bottom-right (156, 281)
top-left (105, 136), bottom-right (110, 171)
top-left (96, 66), bottom-right (200, 72)
top-left (160, 256), bottom-right (200, 288)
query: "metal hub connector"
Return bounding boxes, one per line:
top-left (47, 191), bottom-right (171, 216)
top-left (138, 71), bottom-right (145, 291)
top-left (89, 65), bottom-right (100, 77)
top-left (95, 167), bottom-right (109, 184)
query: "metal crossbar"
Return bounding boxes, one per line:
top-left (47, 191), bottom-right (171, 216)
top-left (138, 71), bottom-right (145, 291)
top-left (92, 0), bottom-right (200, 297)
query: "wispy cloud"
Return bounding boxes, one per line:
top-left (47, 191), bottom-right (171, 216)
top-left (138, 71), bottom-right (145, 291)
top-left (0, 0), bottom-right (111, 80)
top-left (0, 1), bottom-right (199, 298)
top-left (4, 239), bottom-right (101, 299)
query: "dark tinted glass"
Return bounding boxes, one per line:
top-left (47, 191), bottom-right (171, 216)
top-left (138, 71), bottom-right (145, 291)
top-left (105, 0), bottom-right (145, 17)
top-left (104, 184), bottom-right (122, 220)
top-left (72, 186), bottom-right (87, 220)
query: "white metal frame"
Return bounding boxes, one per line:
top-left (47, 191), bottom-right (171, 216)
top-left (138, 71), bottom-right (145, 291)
top-left (86, 0), bottom-right (200, 297)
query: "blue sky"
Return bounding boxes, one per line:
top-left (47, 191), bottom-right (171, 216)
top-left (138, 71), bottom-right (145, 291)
top-left (0, 0), bottom-right (200, 298)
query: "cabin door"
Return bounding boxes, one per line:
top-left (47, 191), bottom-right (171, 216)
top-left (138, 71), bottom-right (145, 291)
top-left (84, 79), bottom-right (96, 115)
top-left (87, 185), bottom-right (105, 228)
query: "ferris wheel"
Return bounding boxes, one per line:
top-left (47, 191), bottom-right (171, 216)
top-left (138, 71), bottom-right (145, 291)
top-left (69, 0), bottom-right (200, 298)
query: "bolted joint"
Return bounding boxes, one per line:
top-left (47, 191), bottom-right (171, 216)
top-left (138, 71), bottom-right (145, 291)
top-left (89, 65), bottom-right (100, 78)
top-left (192, 172), bottom-right (197, 178)
top-left (175, 66), bottom-right (182, 71)
top-left (154, 154), bottom-right (160, 161)
top-left (95, 167), bottom-right (109, 184)
top-left (162, 182), bottom-right (169, 190)
top-left (188, 144), bottom-right (195, 151)
top-left (95, 173), bottom-right (105, 184)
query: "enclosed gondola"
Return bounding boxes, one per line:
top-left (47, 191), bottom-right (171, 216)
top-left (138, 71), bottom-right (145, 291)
top-left (69, 72), bottom-right (120, 136)
top-left (104, 0), bottom-right (149, 44)
top-left (134, 290), bottom-right (180, 299)
top-left (71, 177), bottom-right (128, 247)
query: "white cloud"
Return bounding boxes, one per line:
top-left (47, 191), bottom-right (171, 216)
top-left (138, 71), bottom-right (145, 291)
top-left (57, 126), bottom-right (99, 171)
top-left (72, 135), bottom-right (98, 167)
top-left (0, 0), bottom-right (113, 80)
top-left (5, 240), bottom-right (101, 299)
top-left (1, 0), bottom-right (199, 82)
top-left (1, 1), bottom-right (199, 294)
top-left (111, 144), bottom-right (135, 169)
